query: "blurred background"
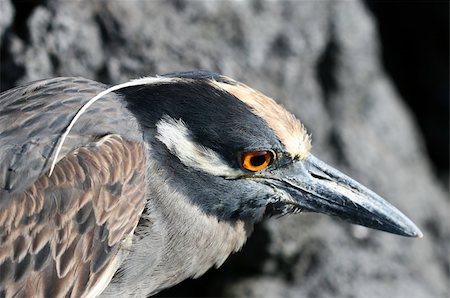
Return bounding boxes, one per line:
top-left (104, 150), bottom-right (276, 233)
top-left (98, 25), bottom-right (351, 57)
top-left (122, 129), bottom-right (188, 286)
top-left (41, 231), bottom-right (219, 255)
top-left (0, 0), bottom-right (448, 297)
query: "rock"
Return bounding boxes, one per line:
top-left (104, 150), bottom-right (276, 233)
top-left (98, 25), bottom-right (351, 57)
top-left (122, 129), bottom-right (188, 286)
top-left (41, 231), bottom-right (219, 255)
top-left (0, 0), bottom-right (13, 42)
top-left (1, 0), bottom-right (448, 297)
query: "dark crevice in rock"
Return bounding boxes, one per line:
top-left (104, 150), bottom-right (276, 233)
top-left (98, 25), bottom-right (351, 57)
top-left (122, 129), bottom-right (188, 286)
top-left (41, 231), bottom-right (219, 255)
top-left (94, 12), bottom-right (125, 48)
top-left (48, 52), bottom-right (60, 72)
top-left (95, 63), bottom-right (111, 85)
top-left (11, 0), bottom-right (46, 41)
top-left (271, 33), bottom-right (293, 59)
top-left (277, 252), bottom-right (302, 283)
top-left (225, 14), bottom-right (246, 50)
top-left (316, 31), bottom-right (339, 105)
top-left (93, 12), bottom-right (127, 84)
top-left (0, 33), bottom-right (25, 92)
top-left (327, 130), bottom-right (350, 166)
top-left (169, 0), bottom-right (187, 12)
top-left (316, 30), bottom-right (349, 166)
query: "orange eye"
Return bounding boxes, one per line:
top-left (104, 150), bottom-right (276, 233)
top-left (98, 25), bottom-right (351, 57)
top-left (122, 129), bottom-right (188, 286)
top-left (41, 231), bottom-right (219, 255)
top-left (241, 151), bottom-right (273, 172)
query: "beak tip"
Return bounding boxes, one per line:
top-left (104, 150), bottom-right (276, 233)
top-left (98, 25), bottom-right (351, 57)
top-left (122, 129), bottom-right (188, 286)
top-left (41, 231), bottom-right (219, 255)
top-left (401, 223), bottom-right (423, 238)
top-left (412, 229), bottom-right (424, 239)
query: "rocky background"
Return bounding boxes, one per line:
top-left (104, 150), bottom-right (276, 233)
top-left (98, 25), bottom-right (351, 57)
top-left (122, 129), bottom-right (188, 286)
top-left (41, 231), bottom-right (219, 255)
top-left (1, 1), bottom-right (448, 297)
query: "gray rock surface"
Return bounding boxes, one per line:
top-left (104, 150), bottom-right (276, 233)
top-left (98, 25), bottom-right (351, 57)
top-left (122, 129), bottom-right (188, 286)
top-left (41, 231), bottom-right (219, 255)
top-left (1, 1), bottom-right (448, 297)
top-left (0, 0), bottom-right (13, 43)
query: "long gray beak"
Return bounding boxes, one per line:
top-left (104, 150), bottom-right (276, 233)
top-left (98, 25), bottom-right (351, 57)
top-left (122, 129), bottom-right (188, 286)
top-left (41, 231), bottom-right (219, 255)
top-left (270, 154), bottom-right (423, 238)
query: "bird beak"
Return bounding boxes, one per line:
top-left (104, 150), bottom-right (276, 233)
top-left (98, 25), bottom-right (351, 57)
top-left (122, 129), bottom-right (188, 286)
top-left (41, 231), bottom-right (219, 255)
top-left (269, 154), bottom-right (423, 238)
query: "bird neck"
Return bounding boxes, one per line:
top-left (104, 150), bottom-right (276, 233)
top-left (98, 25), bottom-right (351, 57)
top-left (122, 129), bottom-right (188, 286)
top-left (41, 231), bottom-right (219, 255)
top-left (105, 146), bottom-right (253, 297)
top-left (144, 152), bottom-right (253, 289)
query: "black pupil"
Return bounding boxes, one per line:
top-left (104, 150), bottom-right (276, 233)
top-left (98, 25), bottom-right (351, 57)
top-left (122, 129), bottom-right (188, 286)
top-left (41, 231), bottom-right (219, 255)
top-left (250, 154), bottom-right (267, 166)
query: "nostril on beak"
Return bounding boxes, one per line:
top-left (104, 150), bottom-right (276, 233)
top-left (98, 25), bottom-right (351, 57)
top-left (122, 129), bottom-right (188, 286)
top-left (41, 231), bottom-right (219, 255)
top-left (309, 170), bottom-right (333, 182)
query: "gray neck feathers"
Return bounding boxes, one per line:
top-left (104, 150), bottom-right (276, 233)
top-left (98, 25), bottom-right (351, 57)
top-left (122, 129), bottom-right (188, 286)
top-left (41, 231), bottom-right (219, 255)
top-left (102, 148), bottom-right (252, 297)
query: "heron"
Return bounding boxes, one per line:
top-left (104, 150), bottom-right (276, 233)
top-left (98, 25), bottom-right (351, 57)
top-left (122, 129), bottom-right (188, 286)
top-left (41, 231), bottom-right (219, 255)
top-left (0, 71), bottom-right (422, 297)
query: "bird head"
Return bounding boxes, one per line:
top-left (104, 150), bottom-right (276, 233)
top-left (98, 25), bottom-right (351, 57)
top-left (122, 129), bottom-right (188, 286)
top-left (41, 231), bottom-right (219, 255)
top-left (119, 70), bottom-right (422, 238)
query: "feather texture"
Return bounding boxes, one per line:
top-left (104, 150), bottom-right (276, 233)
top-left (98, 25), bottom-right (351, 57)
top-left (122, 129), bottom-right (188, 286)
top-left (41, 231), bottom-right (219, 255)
top-left (0, 78), bottom-right (147, 297)
top-left (0, 135), bottom-right (146, 297)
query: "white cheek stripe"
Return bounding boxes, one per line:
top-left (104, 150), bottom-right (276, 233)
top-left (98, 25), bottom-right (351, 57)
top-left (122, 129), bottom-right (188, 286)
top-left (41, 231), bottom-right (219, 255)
top-left (156, 116), bottom-right (242, 178)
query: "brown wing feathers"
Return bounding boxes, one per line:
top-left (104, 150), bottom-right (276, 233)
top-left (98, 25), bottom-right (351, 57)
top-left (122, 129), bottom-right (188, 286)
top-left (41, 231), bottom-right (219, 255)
top-left (0, 135), bottom-right (146, 298)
